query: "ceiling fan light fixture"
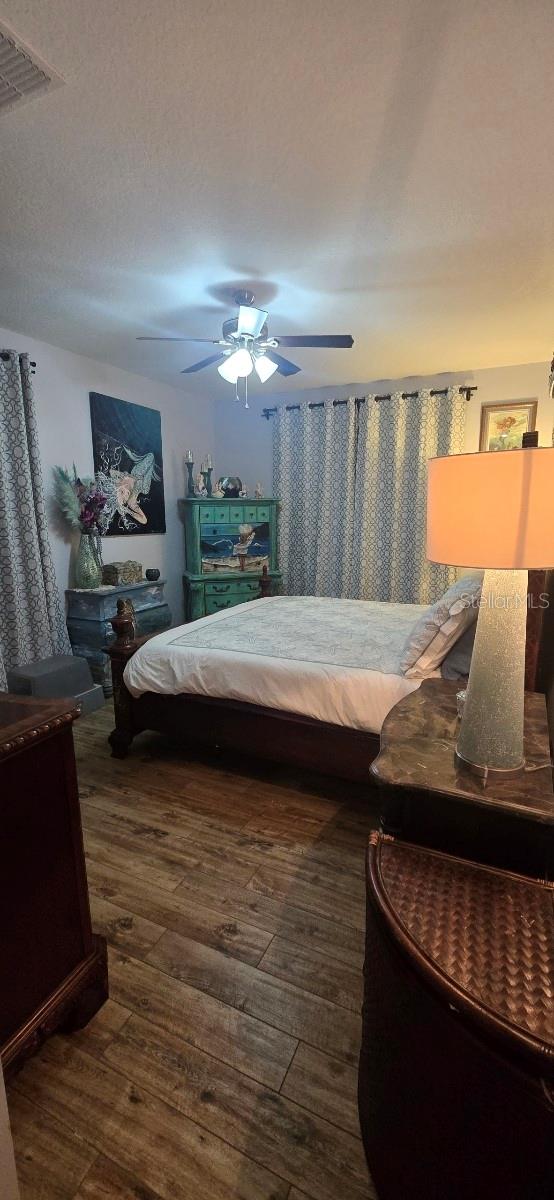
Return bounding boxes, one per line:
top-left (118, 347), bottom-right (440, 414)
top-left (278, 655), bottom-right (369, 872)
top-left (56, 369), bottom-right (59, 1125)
top-left (254, 354), bottom-right (279, 383)
top-left (237, 305), bottom-right (268, 338)
top-left (218, 347), bottom-right (253, 383)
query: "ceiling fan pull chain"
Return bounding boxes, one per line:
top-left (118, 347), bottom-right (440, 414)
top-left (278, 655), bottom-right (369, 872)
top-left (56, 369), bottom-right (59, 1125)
top-left (244, 374), bottom-right (249, 409)
top-left (234, 379), bottom-right (240, 403)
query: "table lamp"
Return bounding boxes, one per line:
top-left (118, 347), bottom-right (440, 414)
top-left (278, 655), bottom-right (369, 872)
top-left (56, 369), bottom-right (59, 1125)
top-left (427, 442), bottom-right (554, 779)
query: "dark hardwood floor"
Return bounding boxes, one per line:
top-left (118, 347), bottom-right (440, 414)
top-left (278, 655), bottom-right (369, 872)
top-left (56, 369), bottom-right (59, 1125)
top-left (7, 707), bottom-right (378, 1199)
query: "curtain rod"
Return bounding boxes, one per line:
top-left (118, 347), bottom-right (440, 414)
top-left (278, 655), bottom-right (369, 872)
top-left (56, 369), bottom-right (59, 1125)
top-left (0, 351), bottom-right (37, 374)
top-left (261, 385), bottom-right (478, 419)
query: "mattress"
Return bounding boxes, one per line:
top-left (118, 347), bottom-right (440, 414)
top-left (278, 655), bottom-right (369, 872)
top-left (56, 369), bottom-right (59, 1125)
top-left (123, 595), bottom-right (427, 734)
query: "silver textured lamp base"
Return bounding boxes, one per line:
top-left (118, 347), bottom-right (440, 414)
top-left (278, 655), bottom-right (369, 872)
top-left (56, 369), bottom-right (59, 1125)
top-left (456, 568), bottom-right (527, 780)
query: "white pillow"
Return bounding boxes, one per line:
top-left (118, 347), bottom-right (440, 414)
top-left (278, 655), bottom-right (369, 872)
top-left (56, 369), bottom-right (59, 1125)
top-left (400, 574), bottom-right (482, 679)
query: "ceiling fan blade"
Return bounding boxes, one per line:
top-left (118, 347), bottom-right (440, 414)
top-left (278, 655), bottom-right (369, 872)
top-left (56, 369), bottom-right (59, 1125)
top-left (265, 350), bottom-right (301, 376)
top-left (273, 334), bottom-right (354, 349)
top-left (237, 305), bottom-right (268, 338)
top-left (181, 353), bottom-right (227, 374)
top-left (137, 336), bottom-right (221, 343)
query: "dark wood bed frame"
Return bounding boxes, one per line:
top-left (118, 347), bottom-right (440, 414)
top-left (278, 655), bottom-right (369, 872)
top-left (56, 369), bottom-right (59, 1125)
top-left (106, 570), bottom-right (554, 783)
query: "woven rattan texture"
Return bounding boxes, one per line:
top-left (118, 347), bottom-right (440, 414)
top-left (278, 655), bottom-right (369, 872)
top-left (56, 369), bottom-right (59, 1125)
top-left (379, 840), bottom-right (554, 1047)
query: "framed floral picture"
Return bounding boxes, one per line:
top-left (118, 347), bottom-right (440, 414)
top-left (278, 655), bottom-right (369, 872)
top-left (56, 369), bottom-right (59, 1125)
top-left (479, 400), bottom-right (537, 452)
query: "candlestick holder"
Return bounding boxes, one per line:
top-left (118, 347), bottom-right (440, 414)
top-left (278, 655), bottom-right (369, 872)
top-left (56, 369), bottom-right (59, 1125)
top-left (204, 466), bottom-right (213, 496)
top-left (185, 459), bottom-right (195, 497)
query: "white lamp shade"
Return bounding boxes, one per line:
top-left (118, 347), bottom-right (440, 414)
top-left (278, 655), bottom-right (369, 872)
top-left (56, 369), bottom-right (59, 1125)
top-left (237, 305), bottom-right (268, 338)
top-left (427, 447), bottom-right (554, 568)
top-left (254, 355), bottom-right (278, 383)
top-left (218, 348), bottom-right (253, 383)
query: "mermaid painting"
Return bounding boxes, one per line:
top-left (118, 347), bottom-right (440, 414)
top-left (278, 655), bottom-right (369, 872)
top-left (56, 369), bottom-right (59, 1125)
top-left (90, 393), bottom-right (166, 535)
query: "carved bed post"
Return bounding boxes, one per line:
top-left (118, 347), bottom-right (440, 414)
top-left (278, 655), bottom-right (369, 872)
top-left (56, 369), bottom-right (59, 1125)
top-left (107, 601), bottom-right (139, 758)
top-left (259, 564), bottom-right (272, 599)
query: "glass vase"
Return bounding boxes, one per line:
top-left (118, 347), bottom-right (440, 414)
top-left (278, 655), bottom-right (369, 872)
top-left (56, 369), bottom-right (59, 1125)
top-left (75, 532), bottom-right (103, 589)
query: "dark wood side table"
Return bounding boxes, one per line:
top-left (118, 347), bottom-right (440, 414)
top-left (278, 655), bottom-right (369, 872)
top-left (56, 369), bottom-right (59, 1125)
top-left (0, 695), bottom-right (108, 1077)
top-left (371, 678), bottom-right (554, 878)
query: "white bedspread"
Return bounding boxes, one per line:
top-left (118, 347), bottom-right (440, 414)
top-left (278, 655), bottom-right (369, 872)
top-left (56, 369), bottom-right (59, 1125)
top-left (124, 595), bottom-right (426, 734)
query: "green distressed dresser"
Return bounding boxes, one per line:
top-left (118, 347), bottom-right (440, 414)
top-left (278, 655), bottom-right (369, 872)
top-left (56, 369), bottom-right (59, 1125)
top-left (182, 496), bottom-right (281, 621)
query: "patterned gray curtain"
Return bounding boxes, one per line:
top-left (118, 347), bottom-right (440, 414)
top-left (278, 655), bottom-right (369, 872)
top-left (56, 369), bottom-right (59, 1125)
top-left (0, 351), bottom-right (71, 689)
top-left (273, 398), bottom-right (359, 596)
top-left (352, 388), bottom-right (465, 602)
top-left (272, 387), bottom-right (465, 603)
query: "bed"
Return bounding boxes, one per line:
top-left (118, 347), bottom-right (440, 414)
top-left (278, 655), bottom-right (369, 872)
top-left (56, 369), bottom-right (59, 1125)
top-left (107, 571), bottom-right (553, 782)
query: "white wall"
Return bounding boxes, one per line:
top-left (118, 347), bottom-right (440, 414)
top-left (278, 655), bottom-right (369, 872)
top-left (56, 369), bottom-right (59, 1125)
top-left (214, 361), bottom-right (553, 495)
top-left (0, 326), bottom-right (215, 624)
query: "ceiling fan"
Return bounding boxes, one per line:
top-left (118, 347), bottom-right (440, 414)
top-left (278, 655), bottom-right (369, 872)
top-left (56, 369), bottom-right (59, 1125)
top-left (137, 290), bottom-right (354, 397)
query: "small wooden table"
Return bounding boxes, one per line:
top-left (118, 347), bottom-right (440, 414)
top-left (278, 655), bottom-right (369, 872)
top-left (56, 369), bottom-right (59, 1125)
top-left (0, 695), bottom-right (108, 1076)
top-left (371, 678), bottom-right (554, 878)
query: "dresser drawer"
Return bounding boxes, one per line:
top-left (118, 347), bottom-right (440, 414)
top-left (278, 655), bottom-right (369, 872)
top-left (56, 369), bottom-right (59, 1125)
top-left (205, 578), bottom-right (260, 597)
top-left (242, 504), bottom-right (259, 523)
top-left (241, 504), bottom-right (270, 523)
top-left (199, 505), bottom-right (214, 523)
top-left (205, 592), bottom-right (253, 614)
top-left (229, 505), bottom-right (244, 522)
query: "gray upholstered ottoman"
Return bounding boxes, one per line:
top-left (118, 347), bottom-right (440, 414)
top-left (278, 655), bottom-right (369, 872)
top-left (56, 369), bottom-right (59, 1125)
top-left (7, 654), bottom-right (104, 715)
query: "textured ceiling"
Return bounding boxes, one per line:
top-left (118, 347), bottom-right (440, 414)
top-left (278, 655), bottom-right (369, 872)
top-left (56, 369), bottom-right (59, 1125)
top-left (0, 0), bottom-right (553, 396)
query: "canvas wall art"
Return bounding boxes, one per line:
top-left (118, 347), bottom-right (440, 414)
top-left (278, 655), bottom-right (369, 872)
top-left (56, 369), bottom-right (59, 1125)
top-left (89, 392), bottom-right (166, 535)
top-left (479, 400), bottom-right (537, 452)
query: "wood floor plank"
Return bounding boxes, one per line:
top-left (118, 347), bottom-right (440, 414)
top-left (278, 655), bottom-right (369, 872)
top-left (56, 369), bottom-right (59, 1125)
top-left (173, 870), bottom-right (365, 969)
top-left (146, 931), bottom-right (361, 1065)
top-left (78, 768), bottom-right (259, 828)
top-left (67, 998), bottom-right (131, 1059)
top-left (82, 803), bottom-right (259, 887)
top-left (247, 867), bottom-right (366, 932)
top-left (83, 784), bottom-right (325, 876)
top-left (242, 817), bottom-right (368, 877)
top-left (254, 857), bottom-right (366, 902)
top-left (90, 894), bottom-right (165, 958)
top-left (244, 811), bottom-right (374, 856)
top-left (7, 1089), bottom-right (97, 1199)
top-left (12, 1040), bottom-right (289, 1200)
top-left (73, 1154), bottom-right (165, 1199)
top-left (108, 948), bottom-right (297, 1090)
top-left (241, 780), bottom-right (346, 821)
top-left (80, 776), bottom-right (262, 834)
top-left (281, 1044), bottom-right (361, 1138)
top-left (87, 859), bottom-right (273, 966)
top-left (104, 1013), bottom-right (372, 1200)
top-left (83, 830), bottom-right (186, 893)
top-left (81, 780), bottom-right (249, 840)
top-left (258, 937), bottom-right (363, 1012)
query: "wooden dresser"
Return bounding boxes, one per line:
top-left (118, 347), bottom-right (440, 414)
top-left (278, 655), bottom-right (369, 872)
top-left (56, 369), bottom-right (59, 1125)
top-left (0, 695), bottom-right (107, 1076)
top-left (182, 496), bottom-right (281, 620)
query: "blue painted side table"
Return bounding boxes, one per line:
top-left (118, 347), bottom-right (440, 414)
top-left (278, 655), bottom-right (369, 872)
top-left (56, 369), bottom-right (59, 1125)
top-left (66, 579), bottom-right (171, 696)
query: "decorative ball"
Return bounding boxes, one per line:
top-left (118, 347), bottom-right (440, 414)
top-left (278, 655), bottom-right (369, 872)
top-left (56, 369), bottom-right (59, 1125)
top-left (145, 568), bottom-right (160, 581)
top-left (217, 476), bottom-right (243, 498)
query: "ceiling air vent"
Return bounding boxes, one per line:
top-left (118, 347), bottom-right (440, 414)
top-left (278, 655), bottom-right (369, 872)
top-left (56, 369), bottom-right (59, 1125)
top-left (0, 19), bottom-right (64, 114)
